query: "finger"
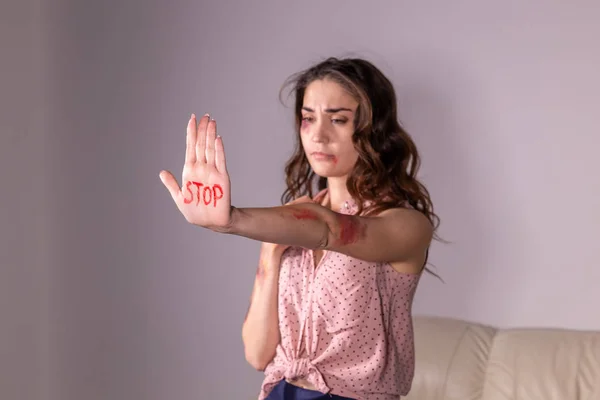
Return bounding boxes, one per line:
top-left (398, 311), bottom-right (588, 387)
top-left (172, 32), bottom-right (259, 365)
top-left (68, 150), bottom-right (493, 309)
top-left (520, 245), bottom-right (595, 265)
top-left (214, 134), bottom-right (228, 174)
top-left (205, 118), bottom-right (217, 166)
top-left (185, 114), bottom-right (197, 164)
top-left (195, 114), bottom-right (209, 163)
top-left (159, 170), bottom-right (181, 203)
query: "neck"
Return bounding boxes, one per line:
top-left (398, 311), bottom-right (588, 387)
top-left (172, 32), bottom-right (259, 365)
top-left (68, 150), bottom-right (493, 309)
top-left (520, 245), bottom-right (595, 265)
top-left (325, 176), bottom-right (352, 211)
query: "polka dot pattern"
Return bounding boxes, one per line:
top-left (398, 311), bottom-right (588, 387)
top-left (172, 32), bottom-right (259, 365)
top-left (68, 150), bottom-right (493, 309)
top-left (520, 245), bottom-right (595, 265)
top-left (258, 193), bottom-right (421, 400)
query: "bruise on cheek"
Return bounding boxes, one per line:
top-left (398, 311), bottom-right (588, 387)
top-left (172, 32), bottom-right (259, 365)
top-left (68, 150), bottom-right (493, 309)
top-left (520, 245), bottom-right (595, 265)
top-left (335, 214), bottom-right (367, 245)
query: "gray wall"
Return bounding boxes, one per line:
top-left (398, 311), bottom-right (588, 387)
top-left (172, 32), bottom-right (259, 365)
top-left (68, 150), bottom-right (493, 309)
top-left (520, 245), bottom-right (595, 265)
top-left (2, 0), bottom-right (600, 399)
top-left (1, 0), bottom-right (48, 399)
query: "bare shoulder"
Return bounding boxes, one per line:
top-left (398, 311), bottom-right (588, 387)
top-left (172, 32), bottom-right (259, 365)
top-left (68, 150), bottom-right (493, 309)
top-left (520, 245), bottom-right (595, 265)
top-left (374, 206), bottom-right (433, 273)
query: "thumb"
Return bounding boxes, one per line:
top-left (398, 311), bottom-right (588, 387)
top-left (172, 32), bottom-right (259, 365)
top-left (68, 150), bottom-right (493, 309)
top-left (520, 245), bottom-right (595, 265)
top-left (159, 170), bottom-right (181, 202)
top-left (313, 189), bottom-right (328, 205)
top-left (286, 195), bottom-right (312, 206)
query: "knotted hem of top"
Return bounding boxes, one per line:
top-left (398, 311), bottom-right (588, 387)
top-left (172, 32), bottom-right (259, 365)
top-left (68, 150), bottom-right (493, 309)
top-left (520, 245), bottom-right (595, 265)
top-left (258, 357), bottom-right (330, 400)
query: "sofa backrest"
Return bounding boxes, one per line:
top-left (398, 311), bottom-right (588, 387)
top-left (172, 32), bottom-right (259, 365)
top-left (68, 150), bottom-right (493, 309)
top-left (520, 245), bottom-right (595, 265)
top-left (405, 316), bottom-right (600, 400)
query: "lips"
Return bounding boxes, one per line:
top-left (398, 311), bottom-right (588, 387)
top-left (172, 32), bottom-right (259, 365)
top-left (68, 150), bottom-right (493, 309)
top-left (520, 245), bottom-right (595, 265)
top-left (310, 151), bottom-right (337, 163)
top-left (311, 151), bottom-right (333, 157)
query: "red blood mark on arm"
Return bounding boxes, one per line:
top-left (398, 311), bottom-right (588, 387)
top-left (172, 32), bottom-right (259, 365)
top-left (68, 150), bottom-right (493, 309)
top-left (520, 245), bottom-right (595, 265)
top-left (291, 209), bottom-right (320, 221)
top-left (335, 214), bottom-right (366, 246)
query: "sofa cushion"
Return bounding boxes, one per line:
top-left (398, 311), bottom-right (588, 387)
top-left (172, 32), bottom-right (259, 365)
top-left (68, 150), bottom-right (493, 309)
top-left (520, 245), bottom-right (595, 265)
top-left (482, 328), bottom-right (600, 400)
top-left (405, 316), bottom-right (600, 400)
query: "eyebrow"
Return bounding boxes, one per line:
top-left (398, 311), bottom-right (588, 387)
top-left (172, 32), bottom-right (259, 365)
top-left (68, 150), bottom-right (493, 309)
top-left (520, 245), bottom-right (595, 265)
top-left (302, 106), bottom-right (354, 113)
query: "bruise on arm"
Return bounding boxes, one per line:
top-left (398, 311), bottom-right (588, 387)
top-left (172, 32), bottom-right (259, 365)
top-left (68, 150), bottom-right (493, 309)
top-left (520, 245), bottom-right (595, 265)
top-left (255, 260), bottom-right (265, 283)
top-left (319, 213), bottom-right (368, 250)
top-left (334, 214), bottom-right (368, 246)
top-left (322, 207), bottom-right (433, 264)
top-left (254, 253), bottom-right (277, 285)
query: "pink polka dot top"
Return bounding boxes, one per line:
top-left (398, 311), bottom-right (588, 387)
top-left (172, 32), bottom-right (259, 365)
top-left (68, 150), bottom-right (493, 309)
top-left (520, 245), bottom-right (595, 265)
top-left (258, 192), bottom-right (422, 400)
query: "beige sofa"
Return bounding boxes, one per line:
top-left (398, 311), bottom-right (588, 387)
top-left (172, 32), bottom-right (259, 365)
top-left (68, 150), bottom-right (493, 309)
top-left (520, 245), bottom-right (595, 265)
top-left (406, 315), bottom-right (600, 400)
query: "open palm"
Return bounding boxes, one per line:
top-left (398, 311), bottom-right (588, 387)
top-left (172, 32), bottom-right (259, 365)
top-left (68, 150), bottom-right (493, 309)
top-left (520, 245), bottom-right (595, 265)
top-left (159, 114), bottom-right (231, 230)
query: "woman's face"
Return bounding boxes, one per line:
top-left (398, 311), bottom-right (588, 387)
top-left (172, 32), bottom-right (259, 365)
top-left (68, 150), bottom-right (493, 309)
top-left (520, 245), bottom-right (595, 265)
top-left (300, 79), bottom-right (360, 179)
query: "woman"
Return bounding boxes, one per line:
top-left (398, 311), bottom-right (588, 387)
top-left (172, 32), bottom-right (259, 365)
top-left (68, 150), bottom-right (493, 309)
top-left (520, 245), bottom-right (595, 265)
top-left (160, 57), bottom-right (439, 400)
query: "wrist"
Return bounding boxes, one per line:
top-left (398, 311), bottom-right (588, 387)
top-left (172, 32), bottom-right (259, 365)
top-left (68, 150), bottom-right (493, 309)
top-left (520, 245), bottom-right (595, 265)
top-left (211, 206), bottom-right (238, 234)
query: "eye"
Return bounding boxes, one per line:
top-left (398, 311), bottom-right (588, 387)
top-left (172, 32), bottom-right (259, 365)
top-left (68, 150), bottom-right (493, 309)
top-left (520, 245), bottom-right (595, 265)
top-left (332, 118), bottom-right (347, 125)
top-left (301, 116), bottom-right (314, 123)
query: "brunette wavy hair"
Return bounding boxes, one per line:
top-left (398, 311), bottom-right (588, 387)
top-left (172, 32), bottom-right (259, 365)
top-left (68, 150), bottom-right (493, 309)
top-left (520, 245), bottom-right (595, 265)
top-left (279, 57), bottom-right (440, 239)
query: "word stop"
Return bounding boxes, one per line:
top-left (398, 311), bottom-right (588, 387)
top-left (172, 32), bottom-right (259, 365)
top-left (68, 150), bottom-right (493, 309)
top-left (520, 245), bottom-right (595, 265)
top-left (183, 181), bottom-right (224, 207)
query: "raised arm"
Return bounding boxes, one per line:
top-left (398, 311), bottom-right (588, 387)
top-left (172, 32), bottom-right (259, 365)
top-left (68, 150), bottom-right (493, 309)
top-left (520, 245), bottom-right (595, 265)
top-left (159, 114), bottom-right (432, 265)
top-left (227, 202), bottom-right (433, 264)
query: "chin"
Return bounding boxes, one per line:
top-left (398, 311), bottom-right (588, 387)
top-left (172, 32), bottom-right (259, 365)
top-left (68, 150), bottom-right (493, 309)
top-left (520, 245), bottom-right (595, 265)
top-left (311, 166), bottom-right (347, 178)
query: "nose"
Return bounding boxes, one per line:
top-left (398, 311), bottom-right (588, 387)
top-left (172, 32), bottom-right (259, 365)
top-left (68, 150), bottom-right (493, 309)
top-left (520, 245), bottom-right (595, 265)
top-left (310, 118), bottom-right (329, 144)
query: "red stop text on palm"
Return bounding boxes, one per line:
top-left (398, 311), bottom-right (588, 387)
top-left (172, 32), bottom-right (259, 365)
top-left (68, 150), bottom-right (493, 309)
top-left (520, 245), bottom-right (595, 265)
top-left (183, 181), bottom-right (224, 207)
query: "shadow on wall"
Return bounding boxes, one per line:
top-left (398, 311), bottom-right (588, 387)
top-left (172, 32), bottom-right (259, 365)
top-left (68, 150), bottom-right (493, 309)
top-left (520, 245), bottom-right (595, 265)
top-left (391, 51), bottom-right (528, 322)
